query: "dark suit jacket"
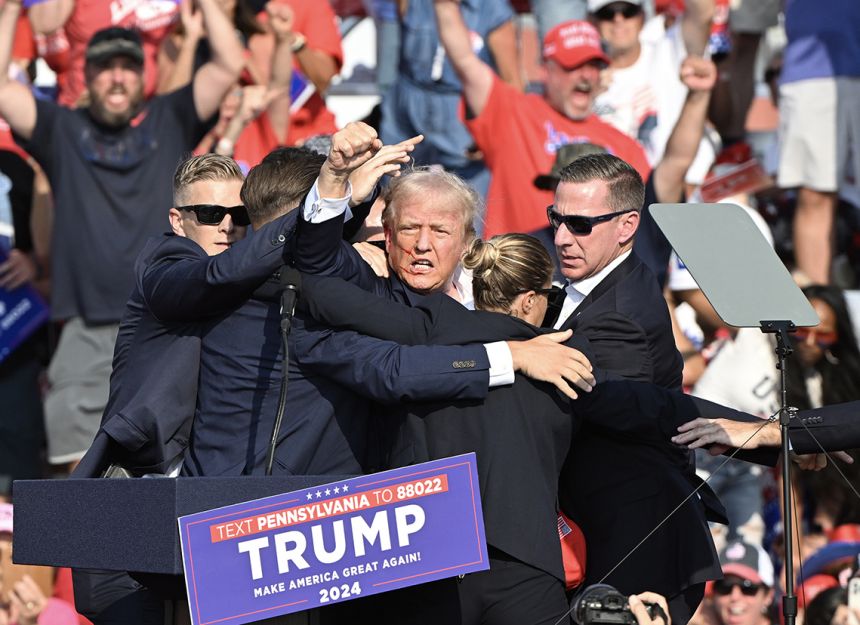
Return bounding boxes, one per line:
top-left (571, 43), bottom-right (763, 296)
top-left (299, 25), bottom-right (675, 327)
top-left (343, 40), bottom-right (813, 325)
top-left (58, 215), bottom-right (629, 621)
top-left (72, 211), bottom-right (299, 478)
top-left (547, 253), bottom-right (726, 602)
top-left (298, 274), bottom-right (781, 584)
top-left (129, 235), bottom-right (493, 476)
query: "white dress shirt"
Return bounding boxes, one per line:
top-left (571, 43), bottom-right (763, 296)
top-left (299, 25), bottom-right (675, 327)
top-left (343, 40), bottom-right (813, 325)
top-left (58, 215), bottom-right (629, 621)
top-left (553, 250), bottom-right (632, 329)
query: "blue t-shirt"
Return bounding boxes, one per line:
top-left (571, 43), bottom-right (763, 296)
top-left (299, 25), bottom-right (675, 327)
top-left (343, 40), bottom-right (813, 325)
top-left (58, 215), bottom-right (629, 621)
top-left (17, 85), bottom-right (213, 323)
top-left (781, 0), bottom-right (860, 84)
top-left (398, 0), bottom-right (513, 93)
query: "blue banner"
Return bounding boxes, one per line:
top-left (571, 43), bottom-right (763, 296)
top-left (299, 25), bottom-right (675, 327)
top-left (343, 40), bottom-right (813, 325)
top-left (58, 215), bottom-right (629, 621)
top-left (179, 454), bottom-right (489, 625)
top-left (0, 248), bottom-right (49, 363)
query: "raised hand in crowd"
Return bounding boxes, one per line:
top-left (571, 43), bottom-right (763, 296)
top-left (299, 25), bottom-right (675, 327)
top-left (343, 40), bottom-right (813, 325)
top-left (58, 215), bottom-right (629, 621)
top-left (318, 122), bottom-right (383, 198)
top-left (507, 330), bottom-right (596, 400)
top-left (679, 55), bottom-right (718, 93)
top-left (181, 0), bottom-right (205, 44)
top-left (653, 55), bottom-right (718, 205)
top-left (213, 85), bottom-right (284, 156)
top-left (266, 1), bottom-right (295, 43)
top-left (348, 134), bottom-right (424, 205)
top-left (0, 250), bottom-right (39, 291)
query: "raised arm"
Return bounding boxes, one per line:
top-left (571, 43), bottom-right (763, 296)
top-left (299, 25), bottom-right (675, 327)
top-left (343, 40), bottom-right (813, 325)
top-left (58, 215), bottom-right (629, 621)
top-left (156, 0), bottom-right (204, 94)
top-left (26, 0), bottom-right (72, 34)
top-left (0, 0), bottom-right (37, 140)
top-left (191, 0), bottom-right (245, 121)
top-left (680, 0), bottom-right (714, 57)
top-left (433, 0), bottom-right (495, 116)
top-left (286, 0), bottom-right (340, 95)
top-left (652, 56), bottom-right (717, 204)
top-left (141, 210), bottom-right (298, 321)
top-left (486, 20), bottom-right (523, 91)
top-left (264, 1), bottom-right (294, 144)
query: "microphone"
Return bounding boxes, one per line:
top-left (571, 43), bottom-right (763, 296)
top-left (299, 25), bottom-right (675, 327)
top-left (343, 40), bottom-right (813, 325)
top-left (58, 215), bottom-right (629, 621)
top-left (267, 266), bottom-right (301, 476)
top-left (280, 266), bottom-right (302, 336)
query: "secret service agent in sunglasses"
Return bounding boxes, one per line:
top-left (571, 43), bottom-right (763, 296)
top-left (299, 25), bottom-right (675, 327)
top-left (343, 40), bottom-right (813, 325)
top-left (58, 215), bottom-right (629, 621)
top-left (177, 204), bottom-right (251, 227)
top-left (547, 206), bottom-right (637, 236)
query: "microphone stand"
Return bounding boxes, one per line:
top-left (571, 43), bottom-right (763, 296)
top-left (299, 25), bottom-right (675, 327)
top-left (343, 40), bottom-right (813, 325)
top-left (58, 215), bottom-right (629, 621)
top-left (761, 319), bottom-right (798, 625)
top-left (265, 268), bottom-right (301, 476)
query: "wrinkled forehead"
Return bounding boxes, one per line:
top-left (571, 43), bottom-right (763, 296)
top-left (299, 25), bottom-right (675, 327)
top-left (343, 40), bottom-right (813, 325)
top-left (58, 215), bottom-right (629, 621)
top-left (389, 188), bottom-right (472, 230)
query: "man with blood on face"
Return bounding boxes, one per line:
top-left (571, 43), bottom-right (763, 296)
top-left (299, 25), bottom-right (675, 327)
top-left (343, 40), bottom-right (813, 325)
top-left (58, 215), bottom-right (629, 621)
top-left (382, 168), bottom-right (479, 301)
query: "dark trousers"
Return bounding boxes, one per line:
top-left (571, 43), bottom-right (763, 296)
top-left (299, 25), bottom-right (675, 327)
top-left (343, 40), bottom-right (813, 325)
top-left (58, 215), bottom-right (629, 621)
top-left (329, 548), bottom-right (568, 625)
top-left (72, 569), bottom-right (165, 625)
top-left (667, 582), bottom-right (706, 625)
top-left (457, 550), bottom-right (569, 625)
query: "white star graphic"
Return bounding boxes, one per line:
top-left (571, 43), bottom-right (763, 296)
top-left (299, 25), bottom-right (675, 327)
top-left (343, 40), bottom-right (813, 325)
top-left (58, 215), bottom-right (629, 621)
top-left (324, 488), bottom-right (331, 496)
top-left (333, 486), bottom-right (340, 494)
top-left (306, 493), bottom-right (313, 501)
top-left (342, 485), bottom-right (349, 492)
top-left (316, 490), bottom-right (322, 498)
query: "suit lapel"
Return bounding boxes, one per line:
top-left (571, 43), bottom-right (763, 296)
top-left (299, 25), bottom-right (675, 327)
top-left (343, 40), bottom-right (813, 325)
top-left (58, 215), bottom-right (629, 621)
top-left (559, 254), bottom-right (639, 330)
top-left (541, 287), bottom-right (567, 329)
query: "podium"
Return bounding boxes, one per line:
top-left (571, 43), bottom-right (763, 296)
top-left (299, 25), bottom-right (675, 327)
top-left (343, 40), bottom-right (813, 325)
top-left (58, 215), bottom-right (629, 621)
top-left (12, 476), bottom-right (348, 578)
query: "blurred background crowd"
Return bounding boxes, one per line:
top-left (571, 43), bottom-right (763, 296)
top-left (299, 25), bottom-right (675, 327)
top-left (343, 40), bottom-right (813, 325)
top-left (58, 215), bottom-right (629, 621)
top-left (0, 0), bottom-right (859, 623)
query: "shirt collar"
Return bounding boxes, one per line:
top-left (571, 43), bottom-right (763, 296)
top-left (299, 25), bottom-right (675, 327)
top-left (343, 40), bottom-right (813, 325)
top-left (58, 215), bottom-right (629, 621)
top-left (569, 250), bottom-right (632, 297)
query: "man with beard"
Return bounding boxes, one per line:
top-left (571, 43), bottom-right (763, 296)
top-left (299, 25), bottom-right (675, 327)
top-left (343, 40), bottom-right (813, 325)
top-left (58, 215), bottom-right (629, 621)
top-left (433, 0), bottom-right (650, 239)
top-left (0, 0), bottom-right (243, 472)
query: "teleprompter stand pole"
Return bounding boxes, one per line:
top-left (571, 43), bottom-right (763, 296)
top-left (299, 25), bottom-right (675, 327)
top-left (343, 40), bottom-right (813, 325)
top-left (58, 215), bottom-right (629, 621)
top-left (649, 202), bottom-right (820, 625)
top-left (761, 320), bottom-right (798, 625)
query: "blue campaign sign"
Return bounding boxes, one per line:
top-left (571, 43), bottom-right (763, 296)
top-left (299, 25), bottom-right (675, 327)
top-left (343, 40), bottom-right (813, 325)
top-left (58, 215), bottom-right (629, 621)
top-left (0, 249), bottom-right (49, 364)
top-left (179, 454), bottom-right (489, 625)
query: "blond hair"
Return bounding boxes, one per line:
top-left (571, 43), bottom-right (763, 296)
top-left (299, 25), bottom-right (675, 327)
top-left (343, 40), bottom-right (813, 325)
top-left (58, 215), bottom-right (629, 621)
top-left (381, 167), bottom-right (482, 238)
top-left (173, 154), bottom-right (244, 206)
top-left (462, 234), bottom-right (554, 313)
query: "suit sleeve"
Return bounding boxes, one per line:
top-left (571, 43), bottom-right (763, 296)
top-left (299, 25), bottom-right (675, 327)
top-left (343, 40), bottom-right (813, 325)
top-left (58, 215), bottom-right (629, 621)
top-left (574, 312), bottom-right (655, 383)
top-left (292, 209), bottom-right (381, 285)
top-left (300, 274), bottom-right (437, 344)
top-left (140, 211), bottom-right (297, 321)
top-left (573, 377), bottom-right (779, 466)
top-left (301, 274), bottom-right (540, 345)
top-left (790, 402), bottom-right (860, 453)
top-left (294, 323), bottom-right (491, 404)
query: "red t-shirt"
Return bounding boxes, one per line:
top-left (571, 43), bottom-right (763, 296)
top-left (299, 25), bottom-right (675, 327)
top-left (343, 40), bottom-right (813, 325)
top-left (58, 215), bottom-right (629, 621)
top-left (59, 0), bottom-right (179, 107)
top-left (254, 0), bottom-right (343, 145)
top-left (14, 14), bottom-right (36, 61)
top-left (466, 77), bottom-right (651, 237)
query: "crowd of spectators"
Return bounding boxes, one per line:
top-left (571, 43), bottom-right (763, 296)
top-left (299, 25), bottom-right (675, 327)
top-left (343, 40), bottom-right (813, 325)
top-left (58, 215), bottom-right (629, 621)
top-left (1, 0), bottom-right (860, 623)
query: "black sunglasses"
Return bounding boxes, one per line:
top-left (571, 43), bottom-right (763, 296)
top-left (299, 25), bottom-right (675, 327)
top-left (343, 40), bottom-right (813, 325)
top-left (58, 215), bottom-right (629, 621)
top-left (177, 204), bottom-right (250, 226)
top-left (518, 285), bottom-right (562, 296)
top-left (595, 3), bottom-right (643, 21)
top-left (547, 206), bottom-right (636, 236)
top-left (713, 579), bottom-right (764, 597)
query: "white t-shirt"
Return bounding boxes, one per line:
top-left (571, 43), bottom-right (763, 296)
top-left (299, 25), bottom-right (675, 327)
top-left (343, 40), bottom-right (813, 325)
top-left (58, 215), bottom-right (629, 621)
top-left (594, 15), bottom-right (716, 183)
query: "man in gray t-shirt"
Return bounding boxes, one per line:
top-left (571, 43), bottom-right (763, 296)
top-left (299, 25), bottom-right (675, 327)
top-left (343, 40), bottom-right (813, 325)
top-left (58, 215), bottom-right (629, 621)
top-left (0, 0), bottom-right (243, 469)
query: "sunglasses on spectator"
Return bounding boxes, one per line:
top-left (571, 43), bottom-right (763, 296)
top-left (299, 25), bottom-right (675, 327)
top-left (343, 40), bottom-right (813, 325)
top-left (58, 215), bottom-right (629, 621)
top-left (595, 3), bottom-right (643, 21)
top-left (794, 327), bottom-right (838, 348)
top-left (713, 579), bottom-right (764, 597)
top-left (177, 204), bottom-right (250, 226)
top-left (547, 206), bottom-right (637, 236)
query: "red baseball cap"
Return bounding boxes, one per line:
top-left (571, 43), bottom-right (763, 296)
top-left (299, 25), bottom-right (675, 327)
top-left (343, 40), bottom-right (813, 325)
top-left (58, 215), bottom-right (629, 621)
top-left (542, 20), bottom-right (609, 70)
